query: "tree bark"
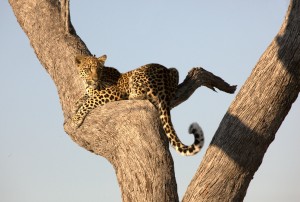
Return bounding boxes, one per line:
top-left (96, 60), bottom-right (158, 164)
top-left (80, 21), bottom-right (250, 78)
top-left (9, 0), bottom-right (299, 201)
top-left (183, 1), bottom-right (300, 201)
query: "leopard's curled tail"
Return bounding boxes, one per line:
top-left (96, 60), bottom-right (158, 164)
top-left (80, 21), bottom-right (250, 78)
top-left (159, 106), bottom-right (204, 156)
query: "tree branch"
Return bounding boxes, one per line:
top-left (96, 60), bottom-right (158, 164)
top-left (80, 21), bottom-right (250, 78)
top-left (60, 0), bottom-right (75, 34)
top-left (9, 0), bottom-right (181, 200)
top-left (171, 67), bottom-right (236, 108)
top-left (183, 0), bottom-right (300, 201)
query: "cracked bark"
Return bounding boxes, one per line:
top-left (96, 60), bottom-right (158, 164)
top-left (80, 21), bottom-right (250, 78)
top-left (9, 0), bottom-right (299, 201)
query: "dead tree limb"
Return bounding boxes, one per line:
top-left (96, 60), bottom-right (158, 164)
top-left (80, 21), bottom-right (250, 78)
top-left (171, 67), bottom-right (236, 108)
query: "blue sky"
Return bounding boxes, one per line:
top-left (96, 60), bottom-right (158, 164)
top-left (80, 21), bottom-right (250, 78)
top-left (1, 1), bottom-right (299, 201)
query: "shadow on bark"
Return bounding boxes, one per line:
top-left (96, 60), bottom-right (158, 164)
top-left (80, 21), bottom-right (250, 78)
top-left (183, 1), bottom-right (300, 201)
top-left (207, 0), bottom-right (300, 183)
top-left (275, 1), bottom-right (300, 83)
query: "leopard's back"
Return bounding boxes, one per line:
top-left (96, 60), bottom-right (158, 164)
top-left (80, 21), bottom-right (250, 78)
top-left (100, 66), bottom-right (122, 89)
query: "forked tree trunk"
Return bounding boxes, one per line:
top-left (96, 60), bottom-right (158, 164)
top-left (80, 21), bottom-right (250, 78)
top-left (9, 0), bottom-right (299, 201)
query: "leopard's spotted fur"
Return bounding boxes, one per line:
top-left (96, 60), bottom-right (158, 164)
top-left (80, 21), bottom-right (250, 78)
top-left (72, 55), bottom-right (204, 156)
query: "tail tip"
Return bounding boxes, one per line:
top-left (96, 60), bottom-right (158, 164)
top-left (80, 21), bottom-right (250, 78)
top-left (188, 122), bottom-right (202, 135)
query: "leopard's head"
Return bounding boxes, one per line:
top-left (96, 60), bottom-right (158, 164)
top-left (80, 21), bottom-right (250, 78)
top-left (75, 54), bottom-right (107, 90)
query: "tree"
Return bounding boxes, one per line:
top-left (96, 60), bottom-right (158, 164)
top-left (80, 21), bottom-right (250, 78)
top-left (9, 0), bottom-right (299, 201)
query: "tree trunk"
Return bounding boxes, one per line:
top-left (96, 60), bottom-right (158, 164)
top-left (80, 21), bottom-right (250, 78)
top-left (183, 1), bottom-right (300, 201)
top-left (9, 0), bottom-right (299, 201)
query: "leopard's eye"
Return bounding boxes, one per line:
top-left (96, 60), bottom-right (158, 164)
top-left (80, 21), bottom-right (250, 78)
top-left (84, 68), bottom-right (91, 74)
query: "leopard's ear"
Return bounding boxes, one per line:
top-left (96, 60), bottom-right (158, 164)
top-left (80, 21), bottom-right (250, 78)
top-left (98, 54), bottom-right (107, 65)
top-left (75, 55), bottom-right (86, 65)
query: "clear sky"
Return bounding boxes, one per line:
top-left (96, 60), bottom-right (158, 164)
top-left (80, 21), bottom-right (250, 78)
top-left (1, 1), bottom-right (299, 201)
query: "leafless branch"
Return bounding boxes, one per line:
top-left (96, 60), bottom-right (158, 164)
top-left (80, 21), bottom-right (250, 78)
top-left (171, 67), bottom-right (236, 108)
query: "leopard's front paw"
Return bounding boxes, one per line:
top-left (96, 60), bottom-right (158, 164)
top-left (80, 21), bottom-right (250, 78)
top-left (72, 95), bottom-right (89, 114)
top-left (71, 115), bottom-right (84, 128)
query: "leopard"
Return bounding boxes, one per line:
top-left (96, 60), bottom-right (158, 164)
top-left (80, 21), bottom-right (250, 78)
top-left (72, 54), bottom-right (204, 156)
